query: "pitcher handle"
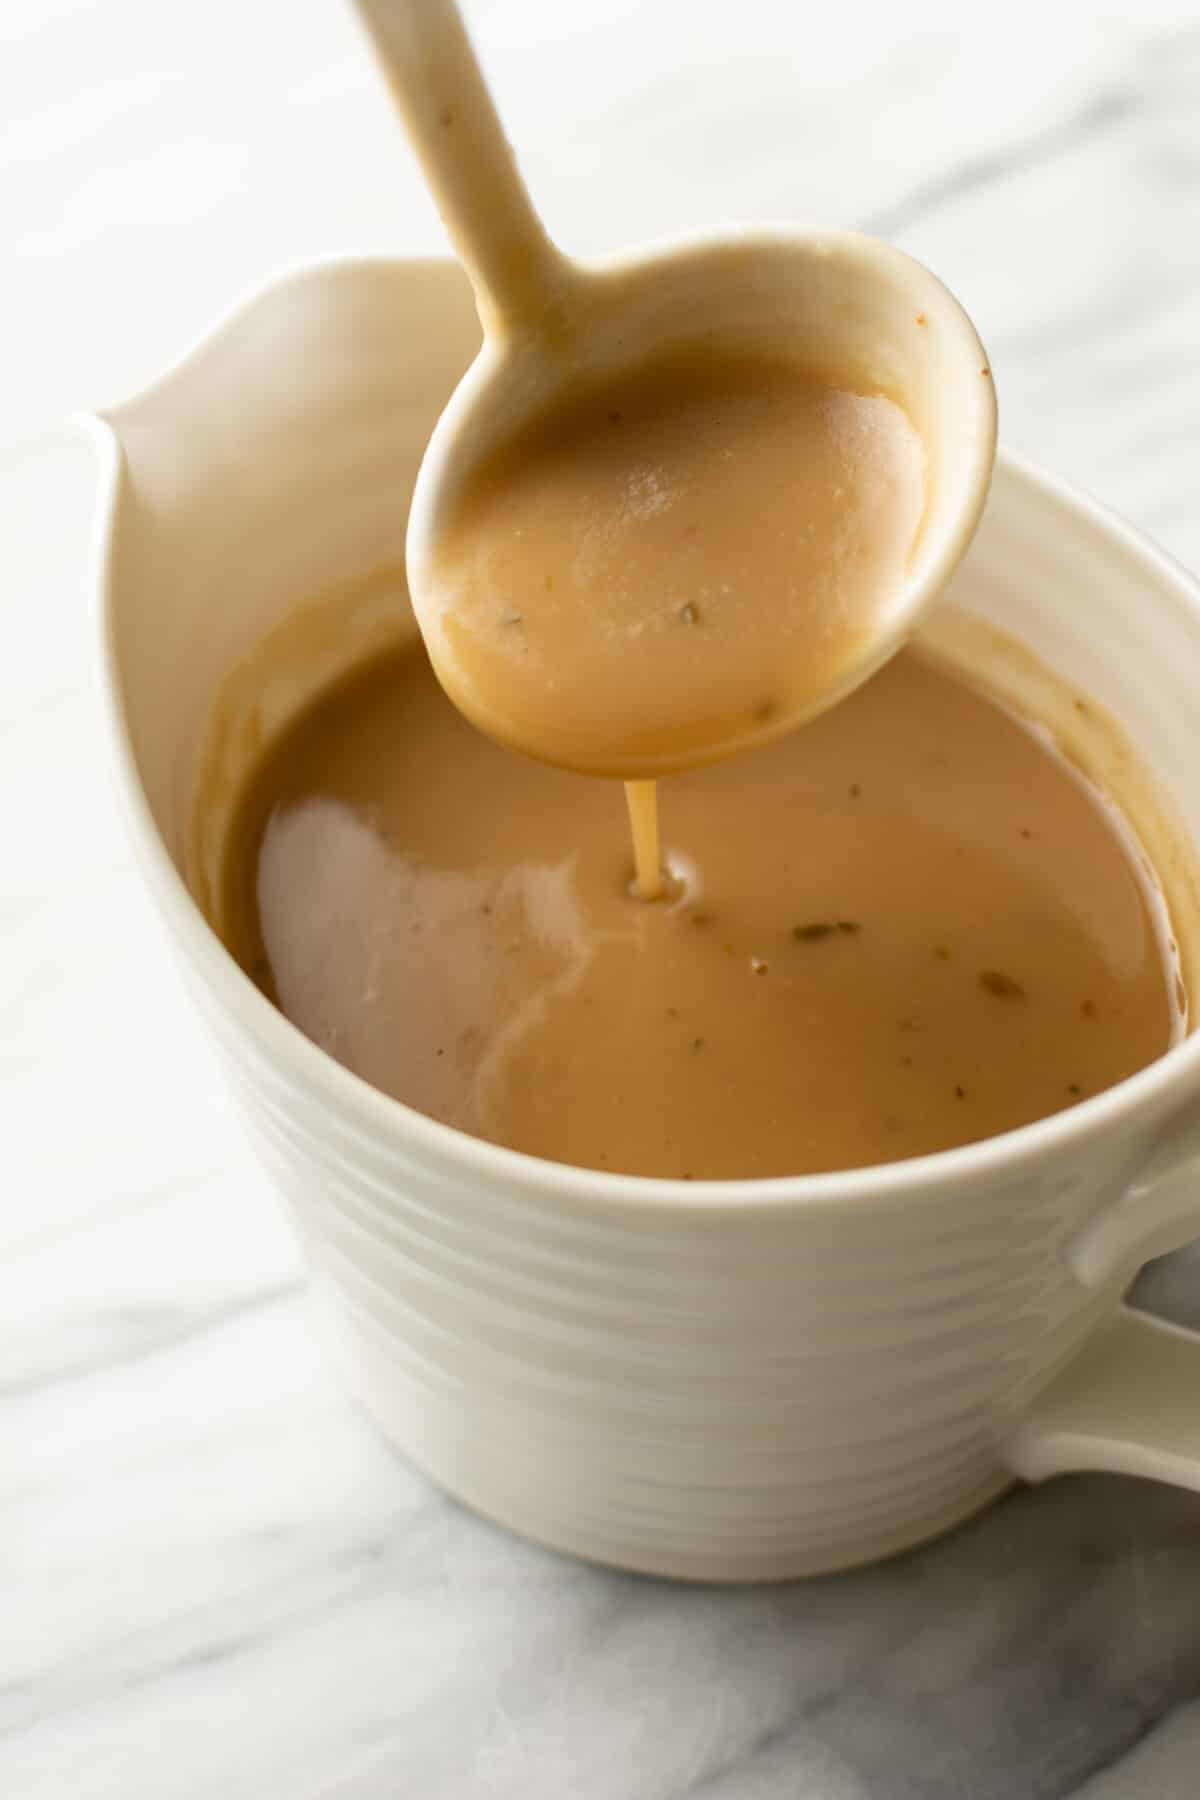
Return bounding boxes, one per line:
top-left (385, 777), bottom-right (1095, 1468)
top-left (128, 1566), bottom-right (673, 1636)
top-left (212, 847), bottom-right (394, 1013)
top-left (1001, 1112), bottom-right (1200, 1490)
top-left (1004, 1307), bottom-right (1200, 1485)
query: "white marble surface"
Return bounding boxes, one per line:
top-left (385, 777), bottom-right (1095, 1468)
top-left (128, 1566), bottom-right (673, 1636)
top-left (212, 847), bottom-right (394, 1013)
top-left (5, 2), bottom-right (1200, 1794)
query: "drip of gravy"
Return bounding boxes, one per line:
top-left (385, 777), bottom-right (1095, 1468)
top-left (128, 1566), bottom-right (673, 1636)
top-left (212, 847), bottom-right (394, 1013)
top-left (218, 633), bottom-right (1181, 1180)
top-left (624, 779), bottom-right (663, 901)
top-left (426, 347), bottom-right (927, 784)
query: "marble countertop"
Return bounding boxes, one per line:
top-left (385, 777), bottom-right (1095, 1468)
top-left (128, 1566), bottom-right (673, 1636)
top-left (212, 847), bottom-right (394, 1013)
top-left (5, 2), bottom-right (1200, 1793)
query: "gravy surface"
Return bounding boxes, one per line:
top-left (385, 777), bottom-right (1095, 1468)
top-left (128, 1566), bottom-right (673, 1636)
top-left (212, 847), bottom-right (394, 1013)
top-left (221, 641), bottom-right (1175, 1179)
top-left (427, 348), bottom-right (927, 777)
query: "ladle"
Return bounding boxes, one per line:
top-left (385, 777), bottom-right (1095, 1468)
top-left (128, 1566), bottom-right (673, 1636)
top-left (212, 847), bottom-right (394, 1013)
top-left (353, 0), bottom-right (997, 896)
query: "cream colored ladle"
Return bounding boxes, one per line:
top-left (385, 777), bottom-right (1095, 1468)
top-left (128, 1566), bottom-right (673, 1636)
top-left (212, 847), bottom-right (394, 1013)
top-left (353, 0), bottom-right (997, 891)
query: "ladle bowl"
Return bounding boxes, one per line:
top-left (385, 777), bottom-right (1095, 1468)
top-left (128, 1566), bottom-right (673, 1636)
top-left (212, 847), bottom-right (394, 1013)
top-left (354, 0), bottom-right (998, 778)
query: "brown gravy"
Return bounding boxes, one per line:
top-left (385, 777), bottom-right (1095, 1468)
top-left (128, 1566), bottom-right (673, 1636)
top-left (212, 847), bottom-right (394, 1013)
top-left (426, 348), bottom-right (927, 780)
top-left (219, 638), bottom-right (1176, 1179)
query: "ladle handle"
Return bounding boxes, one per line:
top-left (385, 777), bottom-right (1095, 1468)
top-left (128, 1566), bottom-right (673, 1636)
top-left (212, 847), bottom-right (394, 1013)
top-left (352, 0), bottom-right (574, 338)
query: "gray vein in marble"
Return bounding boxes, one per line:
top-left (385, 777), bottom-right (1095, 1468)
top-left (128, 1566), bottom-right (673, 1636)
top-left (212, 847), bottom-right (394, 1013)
top-left (1075, 1698), bottom-right (1200, 1798)
top-left (286, 1476), bottom-right (1200, 1800)
top-left (0, 1277), bottom-right (303, 1400)
top-left (2, 1484), bottom-right (444, 1743)
top-left (866, 85), bottom-right (1142, 239)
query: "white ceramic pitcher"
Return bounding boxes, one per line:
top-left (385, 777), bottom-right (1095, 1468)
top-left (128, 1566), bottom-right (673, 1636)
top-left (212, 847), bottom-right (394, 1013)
top-left (85, 255), bottom-right (1200, 1581)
